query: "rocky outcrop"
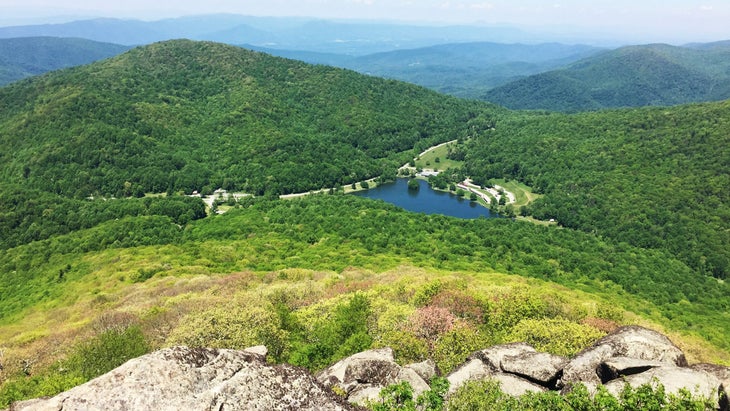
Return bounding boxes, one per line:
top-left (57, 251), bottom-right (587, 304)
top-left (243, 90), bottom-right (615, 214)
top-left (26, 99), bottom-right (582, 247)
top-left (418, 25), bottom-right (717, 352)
top-left (9, 326), bottom-right (729, 410)
top-left (10, 346), bottom-right (360, 411)
top-left (316, 348), bottom-right (432, 405)
top-left (559, 325), bottom-right (687, 391)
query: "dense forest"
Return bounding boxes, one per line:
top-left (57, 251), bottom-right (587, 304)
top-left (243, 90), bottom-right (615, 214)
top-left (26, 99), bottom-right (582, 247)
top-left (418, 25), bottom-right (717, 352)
top-left (0, 40), bottom-right (492, 197)
top-left (484, 44), bottom-right (730, 111)
top-left (463, 101), bottom-right (730, 278)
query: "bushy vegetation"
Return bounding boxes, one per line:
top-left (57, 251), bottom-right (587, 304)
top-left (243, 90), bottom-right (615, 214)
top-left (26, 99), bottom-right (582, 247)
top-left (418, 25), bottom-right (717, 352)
top-left (446, 379), bottom-right (716, 411)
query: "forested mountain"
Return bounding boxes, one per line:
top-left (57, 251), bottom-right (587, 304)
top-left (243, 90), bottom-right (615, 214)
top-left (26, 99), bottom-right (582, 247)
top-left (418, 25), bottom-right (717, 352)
top-left (464, 101), bottom-right (730, 278)
top-left (254, 42), bottom-right (602, 100)
top-left (0, 37), bottom-right (130, 85)
top-left (484, 43), bottom-right (730, 111)
top-left (0, 39), bottom-right (491, 198)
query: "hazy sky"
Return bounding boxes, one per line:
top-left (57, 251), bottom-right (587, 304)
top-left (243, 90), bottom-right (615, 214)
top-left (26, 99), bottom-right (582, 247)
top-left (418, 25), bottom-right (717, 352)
top-left (3, 0), bottom-right (729, 43)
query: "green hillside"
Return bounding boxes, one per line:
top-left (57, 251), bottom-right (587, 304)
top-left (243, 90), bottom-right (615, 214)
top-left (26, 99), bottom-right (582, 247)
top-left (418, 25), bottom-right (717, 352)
top-left (464, 101), bottom-right (730, 278)
top-left (484, 44), bottom-right (730, 111)
top-left (0, 39), bottom-right (489, 198)
top-left (1, 195), bottom-right (728, 406)
top-left (0, 37), bottom-right (130, 85)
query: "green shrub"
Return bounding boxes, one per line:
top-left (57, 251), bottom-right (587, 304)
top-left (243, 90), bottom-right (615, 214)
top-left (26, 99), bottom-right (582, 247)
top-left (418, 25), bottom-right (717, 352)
top-left (433, 325), bottom-right (492, 374)
top-left (69, 326), bottom-right (149, 379)
top-left (507, 318), bottom-right (605, 357)
top-left (446, 379), bottom-right (716, 411)
top-left (166, 303), bottom-right (288, 361)
top-left (289, 292), bottom-right (373, 370)
top-left (374, 330), bottom-right (429, 365)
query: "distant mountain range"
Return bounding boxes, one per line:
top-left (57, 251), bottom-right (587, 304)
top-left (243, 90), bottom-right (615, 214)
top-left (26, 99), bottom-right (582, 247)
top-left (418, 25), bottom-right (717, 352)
top-left (0, 14), bottom-right (540, 54)
top-left (1, 15), bottom-right (729, 112)
top-left (251, 42), bottom-right (603, 100)
top-left (483, 43), bottom-right (730, 111)
top-left (0, 37), bottom-right (130, 85)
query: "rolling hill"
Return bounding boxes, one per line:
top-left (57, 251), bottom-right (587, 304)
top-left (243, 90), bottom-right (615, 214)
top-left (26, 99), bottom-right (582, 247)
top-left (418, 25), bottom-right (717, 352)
top-left (0, 37), bottom-right (129, 85)
top-left (484, 43), bottom-right (730, 111)
top-left (0, 39), bottom-right (489, 198)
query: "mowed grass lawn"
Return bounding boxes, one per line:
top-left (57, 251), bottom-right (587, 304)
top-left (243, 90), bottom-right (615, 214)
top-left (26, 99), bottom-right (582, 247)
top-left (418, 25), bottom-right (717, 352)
top-left (414, 142), bottom-right (463, 171)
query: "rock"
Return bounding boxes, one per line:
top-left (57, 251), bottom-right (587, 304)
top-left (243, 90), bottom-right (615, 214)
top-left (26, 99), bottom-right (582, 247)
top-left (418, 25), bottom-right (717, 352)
top-left (446, 358), bottom-right (493, 394)
top-left (318, 348), bottom-right (395, 389)
top-left (491, 373), bottom-right (548, 397)
top-left (9, 346), bottom-right (359, 411)
top-left (501, 351), bottom-right (568, 387)
top-left (598, 356), bottom-right (667, 383)
top-left (404, 359), bottom-right (437, 382)
top-left (604, 366), bottom-right (723, 408)
top-left (243, 345), bottom-right (268, 357)
top-left (397, 367), bottom-right (431, 397)
top-left (469, 342), bottom-right (538, 371)
top-left (690, 363), bottom-right (730, 411)
top-left (560, 326), bottom-right (686, 390)
top-left (316, 347), bottom-right (428, 405)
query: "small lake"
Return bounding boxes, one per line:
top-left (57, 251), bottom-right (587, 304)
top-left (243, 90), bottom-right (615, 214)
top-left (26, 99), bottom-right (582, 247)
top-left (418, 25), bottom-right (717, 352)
top-left (352, 178), bottom-right (498, 219)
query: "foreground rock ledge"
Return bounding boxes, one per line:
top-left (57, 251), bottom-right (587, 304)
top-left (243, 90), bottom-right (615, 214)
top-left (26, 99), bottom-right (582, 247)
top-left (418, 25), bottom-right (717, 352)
top-left (10, 346), bottom-right (360, 411)
top-left (8, 326), bottom-right (730, 410)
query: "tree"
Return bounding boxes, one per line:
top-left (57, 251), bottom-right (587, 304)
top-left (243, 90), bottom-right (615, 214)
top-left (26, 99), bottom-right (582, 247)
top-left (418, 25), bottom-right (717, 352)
top-left (408, 179), bottom-right (420, 191)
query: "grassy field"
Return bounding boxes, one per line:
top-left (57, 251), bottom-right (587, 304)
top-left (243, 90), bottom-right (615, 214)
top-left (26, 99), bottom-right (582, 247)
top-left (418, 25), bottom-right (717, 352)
top-left (414, 142), bottom-right (464, 171)
top-left (492, 178), bottom-right (543, 208)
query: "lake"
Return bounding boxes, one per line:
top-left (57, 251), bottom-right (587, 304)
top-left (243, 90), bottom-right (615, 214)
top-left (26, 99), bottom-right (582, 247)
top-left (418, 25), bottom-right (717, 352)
top-left (352, 178), bottom-right (498, 219)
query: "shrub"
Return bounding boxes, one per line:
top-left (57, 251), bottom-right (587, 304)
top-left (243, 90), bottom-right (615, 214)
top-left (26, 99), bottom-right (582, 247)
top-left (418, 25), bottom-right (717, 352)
top-left (408, 306), bottom-right (456, 342)
top-left (166, 303), bottom-right (288, 361)
top-left (69, 326), bottom-right (149, 380)
top-left (507, 318), bottom-right (605, 357)
top-left (433, 325), bottom-right (491, 374)
top-left (289, 292), bottom-right (373, 370)
top-left (430, 289), bottom-right (485, 324)
top-left (374, 330), bottom-right (429, 365)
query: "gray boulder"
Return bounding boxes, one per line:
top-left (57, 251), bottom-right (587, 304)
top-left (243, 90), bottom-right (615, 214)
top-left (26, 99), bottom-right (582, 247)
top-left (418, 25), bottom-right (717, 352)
top-left (10, 346), bottom-right (359, 411)
top-left (690, 363), bottom-right (730, 411)
top-left (404, 359), bottom-right (437, 382)
top-left (316, 348), bottom-right (429, 405)
top-left (491, 373), bottom-right (548, 397)
top-left (604, 366), bottom-right (723, 408)
top-left (447, 358), bottom-right (493, 394)
top-left (560, 326), bottom-right (686, 390)
top-left (469, 342), bottom-right (537, 371)
top-left (501, 351), bottom-right (568, 387)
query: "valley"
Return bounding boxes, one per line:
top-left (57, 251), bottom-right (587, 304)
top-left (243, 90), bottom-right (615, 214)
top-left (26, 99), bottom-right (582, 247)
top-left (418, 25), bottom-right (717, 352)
top-left (0, 13), bottom-right (729, 409)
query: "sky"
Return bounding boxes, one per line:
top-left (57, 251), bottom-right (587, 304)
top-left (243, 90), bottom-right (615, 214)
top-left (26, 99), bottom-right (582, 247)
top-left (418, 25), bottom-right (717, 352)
top-left (2, 0), bottom-right (729, 43)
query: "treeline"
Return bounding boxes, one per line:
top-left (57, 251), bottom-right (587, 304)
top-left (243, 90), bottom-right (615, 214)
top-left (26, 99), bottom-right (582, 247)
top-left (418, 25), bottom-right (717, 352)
top-left (0, 185), bottom-right (206, 249)
top-left (464, 101), bottom-right (730, 278)
top-left (0, 40), bottom-right (494, 198)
